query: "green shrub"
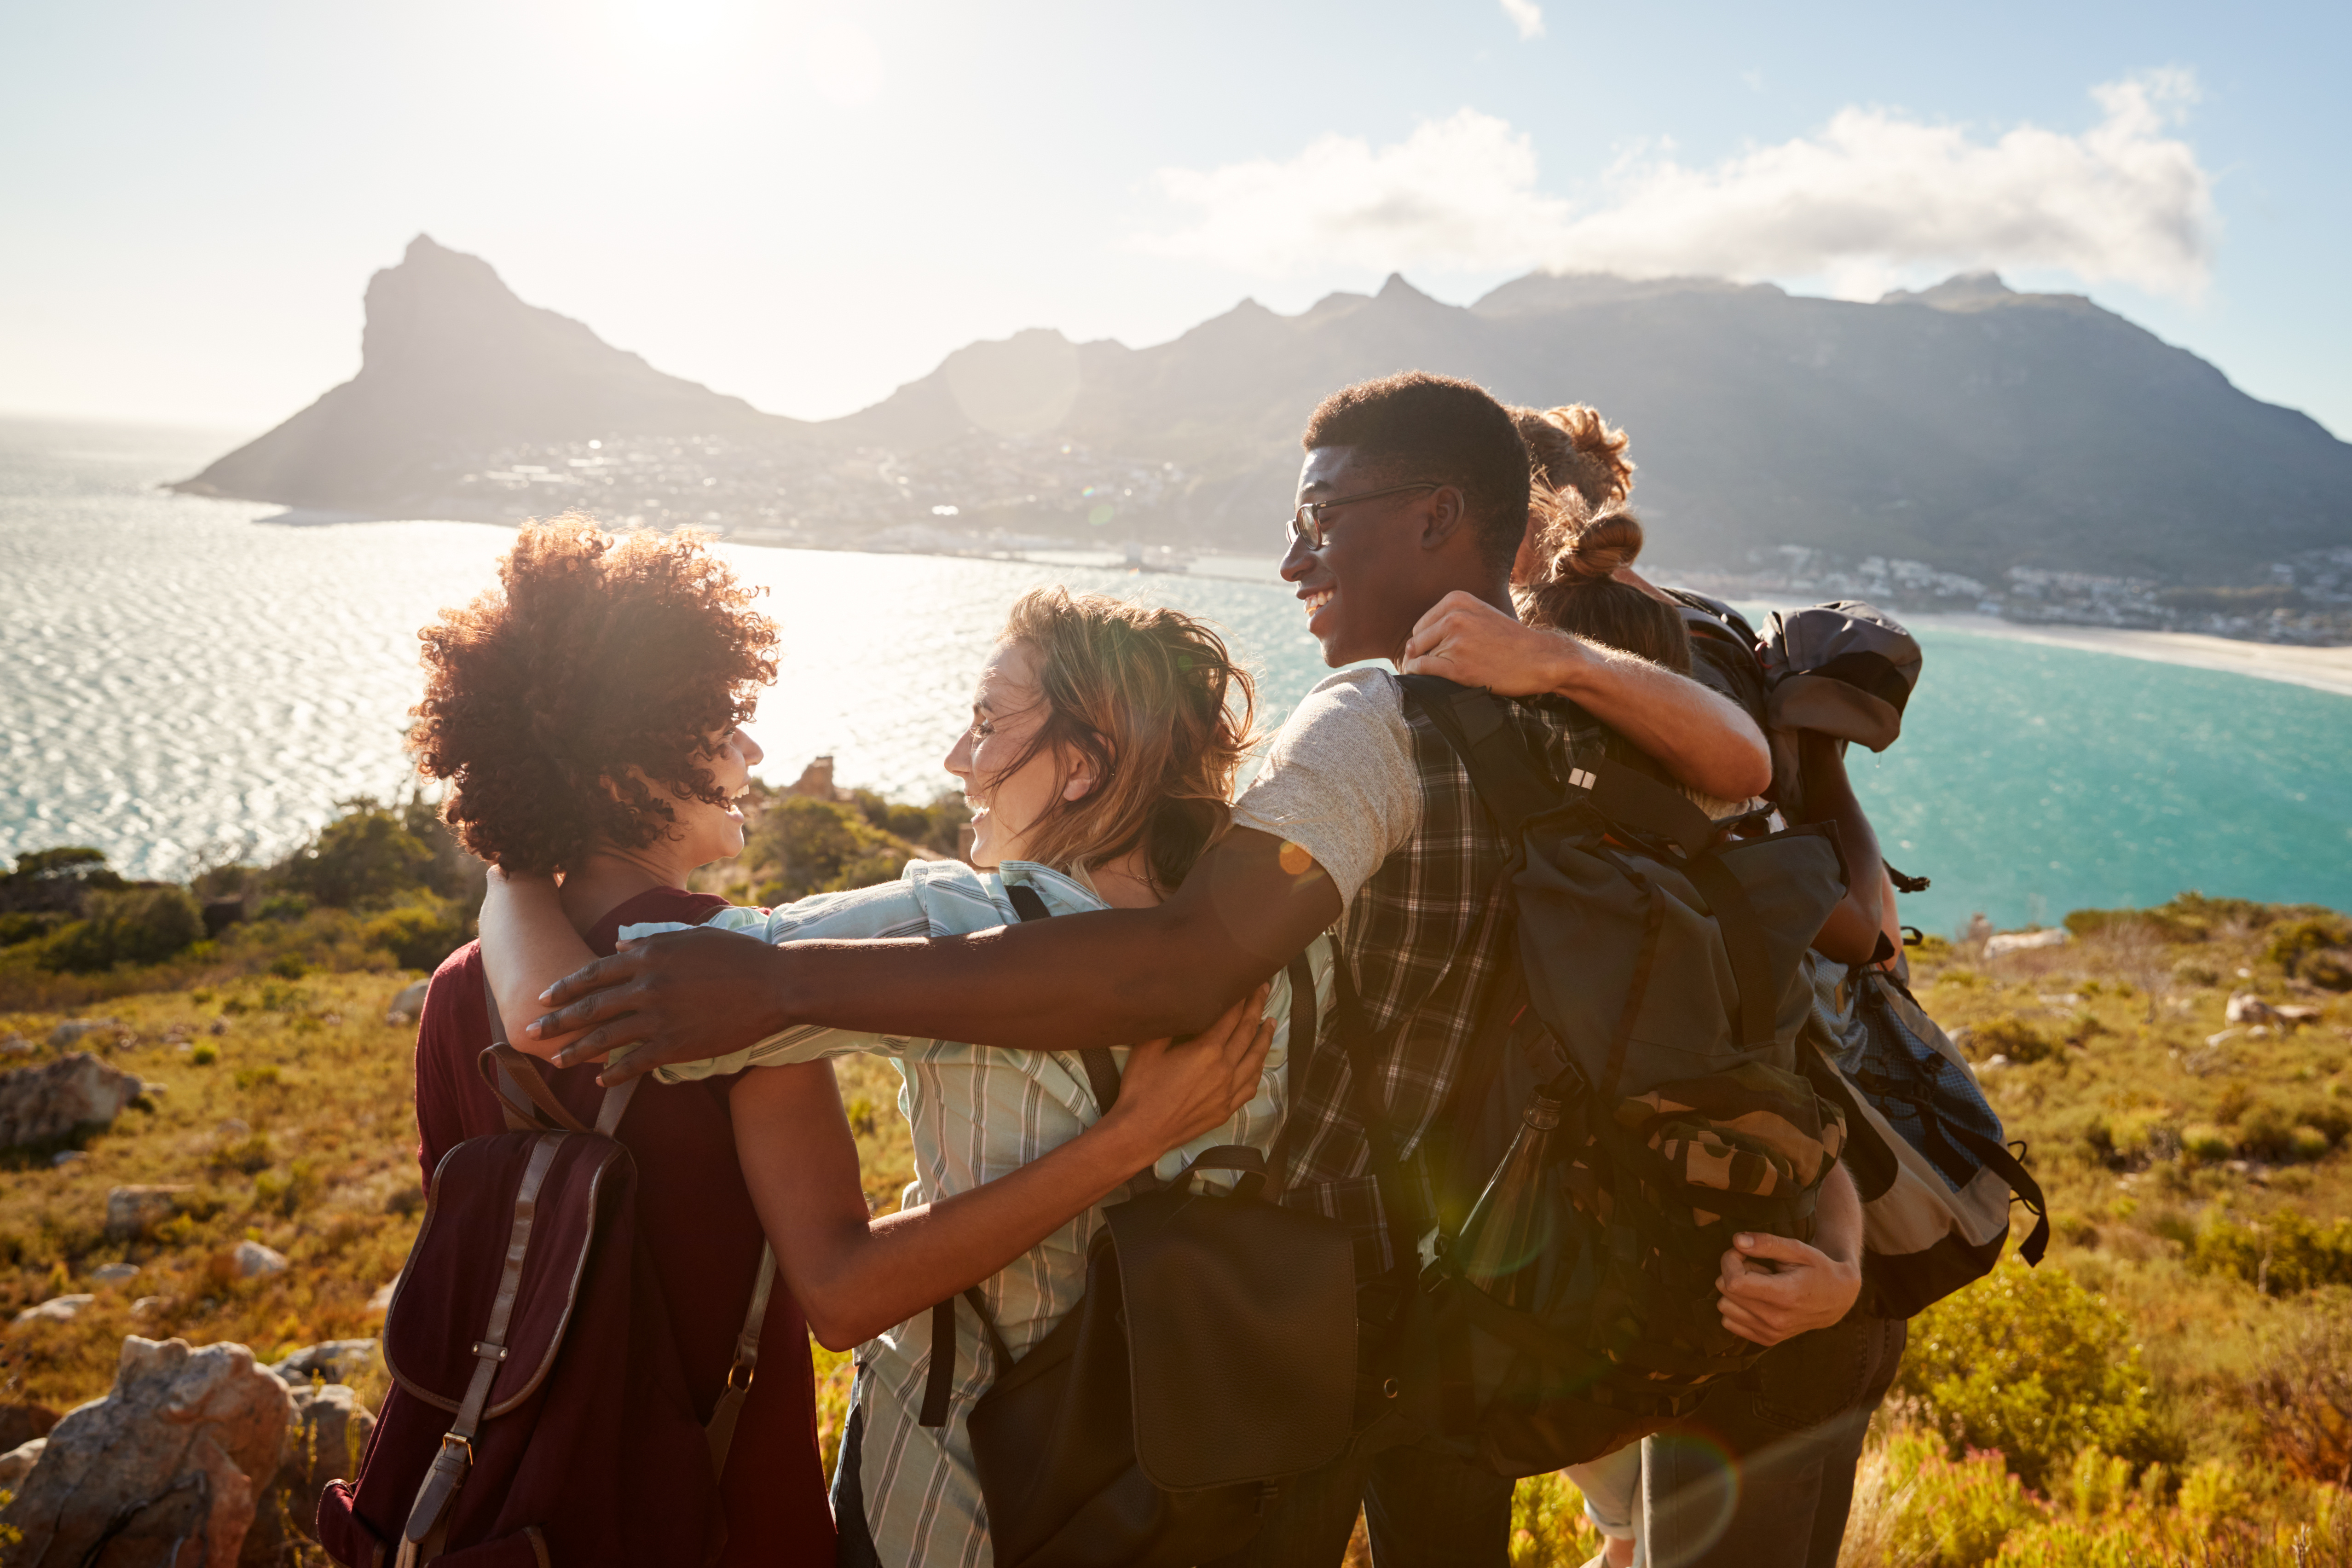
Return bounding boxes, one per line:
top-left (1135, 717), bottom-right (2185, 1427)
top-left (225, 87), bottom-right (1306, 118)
top-left (191, 1042), bottom-right (219, 1066)
top-left (1971, 1014), bottom-right (2058, 1065)
top-left (278, 800), bottom-right (441, 908)
top-left (1878, 1432), bottom-right (2045, 1566)
top-left (2189, 1210), bottom-right (2352, 1294)
top-left (39, 886), bottom-right (206, 972)
top-left (361, 894), bottom-right (468, 971)
top-left (748, 796), bottom-right (907, 904)
top-left (1898, 1260), bottom-right (2181, 1490)
top-left (0, 912), bottom-right (68, 948)
top-left (2265, 917), bottom-right (2352, 977)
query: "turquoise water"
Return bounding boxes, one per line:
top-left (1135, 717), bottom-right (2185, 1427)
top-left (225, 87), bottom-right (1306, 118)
top-left (4, 416), bottom-right (2347, 933)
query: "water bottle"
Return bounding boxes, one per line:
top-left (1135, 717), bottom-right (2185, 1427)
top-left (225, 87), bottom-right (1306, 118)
top-left (1453, 1091), bottom-right (1562, 1310)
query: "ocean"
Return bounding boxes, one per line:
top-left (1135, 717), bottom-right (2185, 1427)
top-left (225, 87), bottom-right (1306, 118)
top-left (5, 416), bottom-right (2348, 935)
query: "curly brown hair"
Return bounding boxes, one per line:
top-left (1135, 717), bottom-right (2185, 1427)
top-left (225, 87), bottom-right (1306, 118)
top-left (409, 515), bottom-right (779, 874)
top-left (990, 587), bottom-right (1257, 895)
top-left (1517, 509), bottom-right (1691, 673)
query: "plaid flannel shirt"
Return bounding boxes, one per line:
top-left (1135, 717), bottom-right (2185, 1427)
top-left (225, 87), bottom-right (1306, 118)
top-left (1275, 688), bottom-right (1610, 1275)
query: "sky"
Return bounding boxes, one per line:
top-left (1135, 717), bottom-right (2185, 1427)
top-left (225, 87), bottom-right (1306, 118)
top-left (4, 0), bottom-right (2348, 438)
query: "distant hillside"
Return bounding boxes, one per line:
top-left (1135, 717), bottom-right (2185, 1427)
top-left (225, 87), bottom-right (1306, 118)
top-left (175, 237), bottom-right (2352, 604)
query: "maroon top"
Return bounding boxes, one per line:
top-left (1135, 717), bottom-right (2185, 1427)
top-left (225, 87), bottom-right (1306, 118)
top-left (414, 887), bottom-right (835, 1565)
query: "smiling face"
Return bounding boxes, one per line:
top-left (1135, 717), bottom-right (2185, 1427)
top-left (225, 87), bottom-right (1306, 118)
top-left (646, 724), bottom-right (763, 870)
top-left (944, 639), bottom-right (1093, 868)
top-left (1282, 445), bottom-right (1453, 667)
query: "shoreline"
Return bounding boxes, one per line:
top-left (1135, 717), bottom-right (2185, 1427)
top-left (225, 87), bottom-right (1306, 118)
top-left (1896, 613), bottom-right (2352, 700)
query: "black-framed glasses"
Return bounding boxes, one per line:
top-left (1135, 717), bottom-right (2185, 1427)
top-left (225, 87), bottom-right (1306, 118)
top-left (1282, 481), bottom-right (1441, 550)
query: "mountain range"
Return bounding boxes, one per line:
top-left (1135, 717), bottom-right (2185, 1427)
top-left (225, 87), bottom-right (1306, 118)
top-left (176, 235), bottom-right (2352, 596)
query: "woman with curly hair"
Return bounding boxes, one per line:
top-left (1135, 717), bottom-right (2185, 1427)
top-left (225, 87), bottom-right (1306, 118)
top-left (1509, 403), bottom-right (1637, 587)
top-left (474, 579), bottom-right (1316, 1568)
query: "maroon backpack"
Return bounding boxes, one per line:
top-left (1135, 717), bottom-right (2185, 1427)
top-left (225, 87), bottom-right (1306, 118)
top-left (318, 991), bottom-right (775, 1568)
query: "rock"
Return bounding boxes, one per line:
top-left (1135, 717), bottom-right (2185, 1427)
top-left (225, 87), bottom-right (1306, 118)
top-left (0, 1336), bottom-right (293, 1566)
top-left (2275, 1003), bottom-right (2323, 1027)
top-left (239, 1383), bottom-right (376, 1566)
top-left (2205, 1028), bottom-right (2243, 1049)
top-left (47, 1018), bottom-right (126, 1050)
top-left (1986, 928), bottom-right (2070, 957)
top-left (51, 1149), bottom-right (87, 1167)
top-left (0, 1033), bottom-right (32, 1057)
top-left (0, 1437), bottom-right (43, 1487)
top-left (266, 1339), bottom-right (376, 1387)
top-left (364, 1278), bottom-right (397, 1314)
top-left (2226, 990), bottom-right (2280, 1025)
top-left (13, 1294), bottom-right (95, 1325)
top-left (92, 1261), bottom-right (142, 1284)
top-left (219, 1117), bottom-right (251, 1136)
top-left (107, 1183), bottom-right (195, 1240)
top-left (131, 1296), bottom-right (167, 1317)
top-left (386, 979), bottom-right (430, 1024)
top-left (0, 1403), bottom-right (59, 1451)
top-left (232, 1240), bottom-right (289, 1278)
top-left (0, 1051), bottom-right (145, 1149)
top-left (1980, 1053), bottom-right (2011, 1072)
top-left (209, 1016), bottom-right (231, 1036)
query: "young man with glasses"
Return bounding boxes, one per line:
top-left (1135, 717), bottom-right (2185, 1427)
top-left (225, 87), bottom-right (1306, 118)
top-left (521, 372), bottom-right (1858, 1566)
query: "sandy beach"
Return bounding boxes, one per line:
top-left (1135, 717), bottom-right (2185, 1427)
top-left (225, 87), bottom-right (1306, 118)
top-left (1902, 613), bottom-right (2352, 700)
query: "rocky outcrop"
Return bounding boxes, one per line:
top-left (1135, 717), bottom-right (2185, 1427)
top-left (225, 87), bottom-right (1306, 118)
top-left (0, 1438), bottom-right (43, 1487)
top-left (386, 978), bottom-right (429, 1024)
top-left (238, 1383), bottom-right (376, 1567)
top-left (12, 1294), bottom-right (94, 1325)
top-left (267, 1340), bottom-right (376, 1387)
top-left (107, 1183), bottom-right (195, 1239)
top-left (0, 1336), bottom-right (293, 1565)
top-left (0, 1051), bottom-right (145, 1149)
top-left (232, 1241), bottom-right (289, 1279)
top-left (0, 1402), bottom-right (58, 1451)
top-left (48, 1018), bottom-right (126, 1050)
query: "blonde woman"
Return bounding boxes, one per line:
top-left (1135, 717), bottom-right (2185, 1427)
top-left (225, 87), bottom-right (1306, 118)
top-left (480, 586), bottom-right (1328, 1568)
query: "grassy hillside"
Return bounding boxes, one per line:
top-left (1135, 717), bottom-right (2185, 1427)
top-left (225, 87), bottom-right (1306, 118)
top-left (3, 885), bottom-right (2348, 1566)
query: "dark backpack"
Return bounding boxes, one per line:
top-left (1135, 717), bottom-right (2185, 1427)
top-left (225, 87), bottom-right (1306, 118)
top-left (1663, 592), bottom-right (2050, 1309)
top-left (917, 888), bottom-right (1357, 1568)
top-left (1376, 677), bottom-right (1853, 1478)
top-left (317, 989), bottom-right (774, 1568)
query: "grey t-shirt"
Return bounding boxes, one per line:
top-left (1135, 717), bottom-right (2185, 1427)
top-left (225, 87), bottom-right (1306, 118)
top-left (1230, 667), bottom-right (1422, 911)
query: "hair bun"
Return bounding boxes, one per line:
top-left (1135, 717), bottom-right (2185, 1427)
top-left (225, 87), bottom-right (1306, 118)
top-left (1555, 509), bottom-right (1644, 582)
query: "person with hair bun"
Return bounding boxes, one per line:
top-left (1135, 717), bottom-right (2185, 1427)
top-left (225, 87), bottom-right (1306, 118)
top-left (1515, 508), bottom-right (1690, 676)
top-left (1509, 404), bottom-right (1635, 585)
top-left (476, 580), bottom-right (1314, 1568)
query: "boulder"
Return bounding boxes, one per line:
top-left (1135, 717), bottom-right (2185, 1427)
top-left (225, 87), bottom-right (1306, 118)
top-left (232, 1240), bottom-right (289, 1278)
top-left (0, 1051), bottom-right (145, 1149)
top-left (1986, 928), bottom-right (2070, 957)
top-left (266, 1340), bottom-right (376, 1387)
top-left (364, 1278), bottom-right (398, 1314)
top-left (107, 1184), bottom-right (195, 1240)
top-left (47, 1018), bottom-right (126, 1050)
top-left (386, 979), bottom-right (430, 1024)
top-left (0, 1032), bottom-right (32, 1057)
top-left (92, 1261), bottom-right (142, 1284)
top-left (13, 1294), bottom-right (95, 1325)
top-left (237, 1383), bottom-right (376, 1567)
top-left (0, 1403), bottom-right (59, 1451)
top-left (0, 1437), bottom-right (43, 1487)
top-left (0, 1336), bottom-right (293, 1565)
top-left (2226, 991), bottom-right (2280, 1026)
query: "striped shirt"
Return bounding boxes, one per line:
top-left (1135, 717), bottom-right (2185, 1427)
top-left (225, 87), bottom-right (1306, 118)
top-left (631, 857), bottom-right (1330, 1568)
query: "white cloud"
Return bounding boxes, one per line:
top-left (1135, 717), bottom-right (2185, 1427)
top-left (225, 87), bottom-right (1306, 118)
top-left (1499, 0), bottom-right (1544, 41)
top-left (1141, 73), bottom-right (2218, 300)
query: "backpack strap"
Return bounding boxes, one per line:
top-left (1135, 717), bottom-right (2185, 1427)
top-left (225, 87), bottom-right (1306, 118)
top-left (705, 1244), bottom-right (778, 1475)
top-left (1007, 882), bottom-right (1121, 1115)
top-left (398, 1130), bottom-right (566, 1567)
top-left (479, 970), bottom-right (638, 1138)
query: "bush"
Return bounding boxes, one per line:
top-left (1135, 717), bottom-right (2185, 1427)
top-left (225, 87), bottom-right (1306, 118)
top-left (0, 912), bottom-right (68, 948)
top-left (361, 894), bottom-right (468, 971)
top-left (1878, 1432), bottom-right (2045, 1567)
top-left (1971, 1014), bottom-right (2058, 1065)
top-left (2237, 1289), bottom-right (2352, 1483)
top-left (1898, 1261), bottom-right (2181, 1491)
top-left (277, 801), bottom-right (441, 908)
top-left (748, 797), bottom-right (907, 904)
top-left (2265, 917), bottom-right (2352, 978)
top-left (39, 886), bottom-right (206, 972)
top-left (2190, 1210), bottom-right (2352, 1295)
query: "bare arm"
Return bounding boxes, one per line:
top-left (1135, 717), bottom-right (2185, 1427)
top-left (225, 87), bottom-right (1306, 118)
top-left (742, 989), bottom-right (1274, 1350)
top-left (1716, 1162), bottom-right (1863, 1347)
top-left (477, 872), bottom-right (603, 1061)
top-left (1401, 591), bottom-right (1771, 801)
top-left (537, 827), bottom-right (1342, 1080)
top-left (1796, 730), bottom-right (1889, 966)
